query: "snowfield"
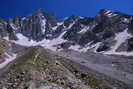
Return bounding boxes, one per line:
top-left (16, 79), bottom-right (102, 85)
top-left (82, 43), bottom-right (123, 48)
top-left (5, 29), bottom-right (133, 57)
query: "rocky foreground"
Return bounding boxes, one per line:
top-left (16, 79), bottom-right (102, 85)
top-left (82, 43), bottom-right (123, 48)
top-left (0, 46), bottom-right (115, 89)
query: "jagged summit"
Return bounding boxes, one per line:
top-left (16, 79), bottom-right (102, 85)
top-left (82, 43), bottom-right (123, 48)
top-left (36, 8), bottom-right (45, 13)
top-left (0, 9), bottom-right (133, 56)
top-left (98, 9), bottom-right (132, 17)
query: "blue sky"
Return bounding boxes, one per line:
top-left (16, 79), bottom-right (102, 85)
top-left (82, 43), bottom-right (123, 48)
top-left (0, 0), bottom-right (133, 19)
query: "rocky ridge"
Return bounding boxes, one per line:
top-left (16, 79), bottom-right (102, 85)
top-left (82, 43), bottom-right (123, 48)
top-left (0, 9), bottom-right (133, 56)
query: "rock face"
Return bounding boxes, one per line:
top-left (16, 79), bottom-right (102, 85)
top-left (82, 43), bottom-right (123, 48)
top-left (0, 9), bottom-right (57, 41)
top-left (128, 37), bottom-right (133, 51)
top-left (0, 9), bottom-right (133, 55)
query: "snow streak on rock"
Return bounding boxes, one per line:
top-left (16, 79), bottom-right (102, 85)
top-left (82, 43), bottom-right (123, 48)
top-left (104, 29), bottom-right (133, 56)
top-left (78, 26), bottom-right (90, 34)
top-left (0, 53), bottom-right (16, 69)
top-left (41, 17), bottom-right (46, 34)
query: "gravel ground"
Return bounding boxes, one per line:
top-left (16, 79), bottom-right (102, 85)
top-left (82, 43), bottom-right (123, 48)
top-left (48, 49), bottom-right (133, 89)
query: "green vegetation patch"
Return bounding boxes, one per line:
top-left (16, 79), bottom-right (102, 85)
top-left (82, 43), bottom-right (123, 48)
top-left (13, 47), bottom-right (49, 73)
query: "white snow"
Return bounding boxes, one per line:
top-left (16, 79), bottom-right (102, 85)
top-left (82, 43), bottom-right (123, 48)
top-left (0, 53), bottom-right (16, 69)
top-left (9, 30), bottom-right (67, 51)
top-left (22, 17), bottom-right (26, 20)
top-left (69, 29), bottom-right (133, 56)
top-left (80, 42), bottom-right (101, 53)
top-left (3, 22), bottom-right (133, 57)
top-left (104, 10), bottom-right (111, 15)
top-left (78, 26), bottom-right (89, 34)
top-left (68, 22), bottom-right (75, 29)
top-left (79, 16), bottom-right (84, 19)
top-left (52, 22), bottom-right (63, 31)
top-left (104, 10), bottom-right (117, 17)
top-left (78, 42), bottom-right (94, 52)
top-left (123, 18), bottom-right (130, 23)
top-left (13, 33), bottom-right (38, 47)
top-left (40, 22), bottom-right (75, 51)
top-left (57, 22), bottom-right (63, 26)
top-left (69, 45), bottom-right (81, 52)
top-left (13, 33), bottom-right (51, 47)
top-left (40, 31), bottom-right (67, 51)
top-left (41, 18), bottom-right (47, 34)
top-left (104, 29), bottom-right (133, 56)
top-left (3, 36), bottom-right (9, 40)
top-left (92, 42), bottom-right (102, 52)
top-left (64, 17), bottom-right (69, 20)
top-left (52, 26), bottom-right (58, 31)
top-left (105, 51), bottom-right (133, 56)
top-left (40, 21), bottom-right (75, 51)
top-left (10, 23), bottom-right (18, 30)
top-left (107, 13), bottom-right (117, 17)
top-left (68, 42), bottom-right (101, 53)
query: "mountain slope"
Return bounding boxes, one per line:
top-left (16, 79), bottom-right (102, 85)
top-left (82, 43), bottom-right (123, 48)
top-left (0, 9), bottom-right (133, 56)
top-left (0, 47), bottom-right (114, 89)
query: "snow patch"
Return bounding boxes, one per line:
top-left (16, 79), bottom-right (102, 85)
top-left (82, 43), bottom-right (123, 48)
top-left (107, 13), bottom-right (117, 17)
top-left (79, 16), bottom-right (84, 19)
top-left (68, 42), bottom-right (101, 53)
top-left (22, 17), bottom-right (26, 20)
top-left (68, 22), bottom-right (75, 29)
top-left (13, 33), bottom-right (37, 47)
top-left (104, 10), bottom-right (111, 15)
top-left (123, 18), bottom-right (131, 23)
top-left (0, 53), bottom-right (16, 69)
top-left (78, 26), bottom-right (90, 33)
top-left (41, 18), bottom-right (47, 34)
top-left (77, 42), bottom-right (93, 52)
top-left (104, 29), bottom-right (133, 56)
top-left (57, 22), bottom-right (63, 26)
top-left (40, 31), bottom-right (67, 51)
top-left (3, 36), bottom-right (9, 40)
top-left (8, 31), bottom-right (67, 51)
top-left (52, 26), bottom-right (58, 31)
top-left (52, 22), bottom-right (63, 31)
top-left (40, 22), bottom-right (75, 51)
top-left (69, 45), bottom-right (81, 52)
top-left (10, 23), bottom-right (18, 30)
top-left (13, 33), bottom-right (53, 47)
top-left (81, 42), bottom-right (101, 53)
top-left (105, 51), bottom-right (133, 56)
top-left (64, 17), bottom-right (69, 20)
top-left (104, 10), bottom-right (117, 17)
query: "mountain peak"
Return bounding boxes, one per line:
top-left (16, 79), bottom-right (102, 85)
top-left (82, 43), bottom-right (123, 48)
top-left (97, 9), bottom-right (116, 17)
top-left (36, 8), bottom-right (45, 13)
top-left (32, 8), bottom-right (47, 18)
